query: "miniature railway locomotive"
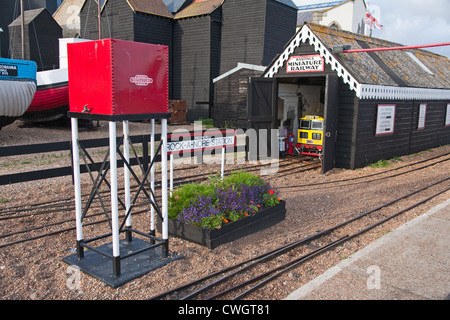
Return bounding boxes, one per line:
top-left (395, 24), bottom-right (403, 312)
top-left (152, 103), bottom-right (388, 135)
top-left (296, 115), bottom-right (324, 157)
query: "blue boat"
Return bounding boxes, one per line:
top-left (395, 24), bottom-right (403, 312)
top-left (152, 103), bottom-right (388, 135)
top-left (0, 58), bottom-right (37, 130)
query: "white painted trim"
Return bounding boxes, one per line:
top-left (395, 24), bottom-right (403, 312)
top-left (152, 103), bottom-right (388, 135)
top-left (213, 63), bottom-right (267, 83)
top-left (264, 25), bottom-right (450, 101)
top-left (358, 84), bottom-right (450, 100)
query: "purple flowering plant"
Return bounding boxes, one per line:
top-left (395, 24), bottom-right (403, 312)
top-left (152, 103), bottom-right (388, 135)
top-left (169, 171), bottom-right (281, 230)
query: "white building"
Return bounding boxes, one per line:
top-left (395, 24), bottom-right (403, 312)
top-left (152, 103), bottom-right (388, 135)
top-left (295, 0), bottom-right (368, 35)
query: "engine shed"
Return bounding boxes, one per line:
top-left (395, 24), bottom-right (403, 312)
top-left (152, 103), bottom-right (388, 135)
top-left (248, 22), bottom-right (450, 173)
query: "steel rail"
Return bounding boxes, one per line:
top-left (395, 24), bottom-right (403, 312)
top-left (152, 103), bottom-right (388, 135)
top-left (230, 183), bottom-right (450, 300)
top-left (150, 176), bottom-right (450, 300)
top-left (278, 152), bottom-right (450, 190)
top-left (0, 156), bottom-right (301, 215)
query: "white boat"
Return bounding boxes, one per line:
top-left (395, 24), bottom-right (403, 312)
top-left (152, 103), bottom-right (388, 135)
top-left (20, 38), bottom-right (89, 123)
top-left (0, 57), bottom-right (37, 130)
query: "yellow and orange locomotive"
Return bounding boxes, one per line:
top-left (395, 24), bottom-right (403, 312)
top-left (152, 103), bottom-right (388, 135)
top-left (296, 115), bottom-right (324, 157)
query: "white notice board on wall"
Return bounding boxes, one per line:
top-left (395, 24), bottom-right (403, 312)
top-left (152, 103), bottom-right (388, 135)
top-left (446, 104), bottom-right (450, 126)
top-left (376, 104), bottom-right (396, 135)
top-left (418, 103), bottom-right (427, 130)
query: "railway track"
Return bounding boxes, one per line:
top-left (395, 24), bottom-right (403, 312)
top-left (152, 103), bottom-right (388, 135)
top-left (0, 153), bottom-right (448, 250)
top-left (0, 156), bottom-right (317, 249)
top-left (0, 147), bottom-right (449, 300)
top-left (149, 175), bottom-right (450, 300)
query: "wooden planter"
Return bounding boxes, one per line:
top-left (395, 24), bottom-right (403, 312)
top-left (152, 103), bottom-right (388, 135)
top-left (161, 201), bottom-right (286, 249)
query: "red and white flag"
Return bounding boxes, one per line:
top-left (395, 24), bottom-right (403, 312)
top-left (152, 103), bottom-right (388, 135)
top-left (366, 11), bottom-right (383, 30)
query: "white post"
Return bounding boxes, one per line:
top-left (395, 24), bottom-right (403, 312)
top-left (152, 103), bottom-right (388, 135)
top-left (161, 118), bottom-right (169, 257)
top-left (109, 121), bottom-right (120, 275)
top-left (170, 153), bottom-right (174, 195)
top-left (71, 118), bottom-right (83, 258)
top-left (221, 145), bottom-right (225, 180)
top-left (150, 119), bottom-right (155, 234)
top-left (123, 121), bottom-right (131, 241)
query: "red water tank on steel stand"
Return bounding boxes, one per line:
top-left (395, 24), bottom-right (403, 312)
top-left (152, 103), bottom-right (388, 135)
top-left (64, 39), bottom-right (173, 286)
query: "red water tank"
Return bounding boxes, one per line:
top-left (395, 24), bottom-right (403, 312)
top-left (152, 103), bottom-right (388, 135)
top-left (68, 38), bottom-right (168, 116)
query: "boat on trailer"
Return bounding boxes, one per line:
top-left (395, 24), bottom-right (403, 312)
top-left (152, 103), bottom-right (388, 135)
top-left (20, 38), bottom-right (89, 124)
top-left (0, 57), bottom-right (37, 130)
top-left (20, 67), bottom-right (69, 123)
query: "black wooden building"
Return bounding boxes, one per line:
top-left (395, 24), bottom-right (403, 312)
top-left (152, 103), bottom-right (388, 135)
top-left (78, 0), bottom-right (298, 121)
top-left (213, 63), bottom-right (266, 128)
top-left (243, 22), bottom-right (450, 173)
top-left (8, 8), bottom-right (62, 70)
top-left (171, 0), bottom-right (223, 121)
top-left (79, 0), bottom-right (174, 95)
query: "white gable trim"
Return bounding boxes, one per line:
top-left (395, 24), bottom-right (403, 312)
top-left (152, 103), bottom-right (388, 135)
top-left (213, 63), bottom-right (267, 83)
top-left (264, 25), bottom-right (450, 101)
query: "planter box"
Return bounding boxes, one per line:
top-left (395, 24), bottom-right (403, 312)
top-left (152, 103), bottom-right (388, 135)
top-left (160, 201), bottom-right (286, 249)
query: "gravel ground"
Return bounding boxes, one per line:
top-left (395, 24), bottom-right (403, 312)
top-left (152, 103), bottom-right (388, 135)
top-left (0, 120), bottom-right (449, 300)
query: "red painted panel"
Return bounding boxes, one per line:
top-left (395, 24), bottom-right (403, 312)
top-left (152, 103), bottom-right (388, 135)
top-left (28, 84), bottom-right (69, 112)
top-left (68, 39), bottom-right (169, 116)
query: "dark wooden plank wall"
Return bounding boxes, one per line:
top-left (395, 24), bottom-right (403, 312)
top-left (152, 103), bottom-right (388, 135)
top-left (335, 79), bottom-right (358, 169)
top-left (9, 10), bottom-right (61, 70)
top-left (29, 12), bottom-right (62, 70)
top-left (134, 13), bottom-right (173, 98)
top-left (409, 101), bottom-right (450, 153)
top-left (213, 68), bottom-right (265, 129)
top-left (80, 0), bottom-right (103, 40)
top-left (353, 99), bottom-right (450, 168)
top-left (100, 0), bottom-right (134, 40)
top-left (172, 14), bottom-right (215, 121)
top-left (355, 100), bottom-right (415, 167)
top-left (219, 0), bottom-right (266, 74)
top-left (263, 0), bottom-right (298, 67)
top-left (209, 9), bottom-right (223, 117)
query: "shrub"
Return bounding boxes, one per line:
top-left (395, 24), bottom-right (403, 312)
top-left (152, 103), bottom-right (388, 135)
top-left (169, 171), bottom-right (280, 230)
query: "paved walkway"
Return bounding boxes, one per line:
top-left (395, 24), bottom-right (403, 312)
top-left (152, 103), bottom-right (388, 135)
top-left (285, 198), bottom-right (450, 300)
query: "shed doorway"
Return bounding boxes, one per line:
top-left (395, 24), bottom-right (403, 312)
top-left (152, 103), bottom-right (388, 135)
top-left (247, 74), bottom-right (338, 174)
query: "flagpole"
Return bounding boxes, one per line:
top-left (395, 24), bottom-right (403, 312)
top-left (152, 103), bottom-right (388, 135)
top-left (366, 0), bottom-right (372, 37)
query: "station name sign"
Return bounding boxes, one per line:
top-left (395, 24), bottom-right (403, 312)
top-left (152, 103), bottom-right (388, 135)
top-left (286, 55), bottom-right (324, 73)
top-left (167, 136), bottom-right (235, 153)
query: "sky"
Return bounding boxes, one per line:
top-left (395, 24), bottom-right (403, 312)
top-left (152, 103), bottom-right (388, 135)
top-left (369, 0), bottom-right (450, 57)
top-left (292, 0), bottom-right (450, 58)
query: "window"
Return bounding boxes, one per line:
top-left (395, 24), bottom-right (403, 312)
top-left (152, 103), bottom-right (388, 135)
top-left (312, 133), bottom-right (322, 140)
top-left (311, 120), bottom-right (323, 130)
top-left (300, 120), bottom-right (311, 129)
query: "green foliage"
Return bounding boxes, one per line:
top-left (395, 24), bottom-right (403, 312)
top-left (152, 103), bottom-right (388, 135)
top-left (369, 159), bottom-right (390, 168)
top-left (201, 213), bottom-right (225, 230)
top-left (169, 170), bottom-right (281, 230)
top-left (168, 182), bottom-right (215, 219)
top-left (198, 118), bottom-right (214, 128)
top-left (222, 170), bottom-right (265, 188)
